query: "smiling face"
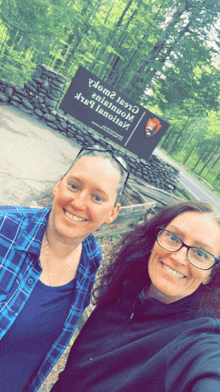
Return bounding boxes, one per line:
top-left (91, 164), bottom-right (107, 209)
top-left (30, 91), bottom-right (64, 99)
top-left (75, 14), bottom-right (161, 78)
top-left (48, 156), bottom-right (121, 245)
top-left (148, 212), bottom-right (220, 303)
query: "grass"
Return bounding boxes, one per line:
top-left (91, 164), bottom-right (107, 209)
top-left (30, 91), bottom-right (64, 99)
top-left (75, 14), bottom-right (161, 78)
top-left (173, 183), bottom-right (195, 201)
top-left (98, 234), bottom-right (122, 245)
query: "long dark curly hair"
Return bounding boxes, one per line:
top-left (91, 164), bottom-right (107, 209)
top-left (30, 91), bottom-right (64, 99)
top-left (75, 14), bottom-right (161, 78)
top-left (92, 201), bottom-right (220, 317)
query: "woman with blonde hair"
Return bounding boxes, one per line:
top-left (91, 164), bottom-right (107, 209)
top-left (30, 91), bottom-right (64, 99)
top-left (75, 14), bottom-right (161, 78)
top-left (0, 145), bottom-right (129, 392)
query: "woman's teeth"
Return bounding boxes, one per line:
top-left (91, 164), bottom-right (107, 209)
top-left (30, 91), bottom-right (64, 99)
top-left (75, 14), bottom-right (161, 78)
top-left (162, 263), bottom-right (185, 278)
top-left (65, 211), bottom-right (86, 222)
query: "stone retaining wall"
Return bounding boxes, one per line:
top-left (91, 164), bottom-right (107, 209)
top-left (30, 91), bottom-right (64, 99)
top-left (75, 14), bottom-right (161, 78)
top-left (0, 64), bottom-right (178, 192)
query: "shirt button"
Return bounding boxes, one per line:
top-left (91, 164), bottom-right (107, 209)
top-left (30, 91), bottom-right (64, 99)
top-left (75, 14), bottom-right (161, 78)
top-left (28, 278), bottom-right (34, 285)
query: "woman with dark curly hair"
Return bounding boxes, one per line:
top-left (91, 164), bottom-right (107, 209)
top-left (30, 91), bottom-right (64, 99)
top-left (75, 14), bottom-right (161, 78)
top-left (51, 201), bottom-right (220, 392)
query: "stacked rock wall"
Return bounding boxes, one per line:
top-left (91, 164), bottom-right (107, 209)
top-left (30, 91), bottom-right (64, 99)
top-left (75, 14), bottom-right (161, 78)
top-left (0, 64), bottom-right (179, 192)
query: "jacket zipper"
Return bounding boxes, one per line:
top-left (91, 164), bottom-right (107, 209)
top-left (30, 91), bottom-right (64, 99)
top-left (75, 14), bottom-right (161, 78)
top-left (129, 299), bottom-right (137, 322)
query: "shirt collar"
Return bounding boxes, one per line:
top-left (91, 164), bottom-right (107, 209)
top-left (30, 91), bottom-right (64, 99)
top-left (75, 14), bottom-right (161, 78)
top-left (14, 206), bottom-right (51, 256)
top-left (122, 276), bottom-right (199, 316)
top-left (13, 206), bottom-right (102, 271)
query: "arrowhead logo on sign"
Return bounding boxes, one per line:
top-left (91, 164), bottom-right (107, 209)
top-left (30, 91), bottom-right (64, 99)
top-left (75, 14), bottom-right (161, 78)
top-left (145, 118), bottom-right (162, 138)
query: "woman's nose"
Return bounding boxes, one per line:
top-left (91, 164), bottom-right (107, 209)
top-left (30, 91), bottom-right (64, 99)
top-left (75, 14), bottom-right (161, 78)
top-left (171, 246), bottom-right (188, 264)
top-left (71, 191), bottom-right (87, 208)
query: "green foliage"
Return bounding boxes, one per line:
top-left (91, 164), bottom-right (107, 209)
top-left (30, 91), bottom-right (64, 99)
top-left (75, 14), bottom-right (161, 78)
top-left (111, 234), bottom-right (122, 242)
top-left (174, 183), bottom-right (195, 201)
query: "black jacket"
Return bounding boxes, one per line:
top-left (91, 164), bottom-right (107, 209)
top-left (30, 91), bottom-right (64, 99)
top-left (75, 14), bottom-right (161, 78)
top-left (51, 277), bottom-right (220, 392)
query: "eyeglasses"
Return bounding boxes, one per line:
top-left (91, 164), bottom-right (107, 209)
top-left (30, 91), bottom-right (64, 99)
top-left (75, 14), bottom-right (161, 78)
top-left (156, 227), bottom-right (220, 270)
top-left (75, 145), bottom-right (130, 193)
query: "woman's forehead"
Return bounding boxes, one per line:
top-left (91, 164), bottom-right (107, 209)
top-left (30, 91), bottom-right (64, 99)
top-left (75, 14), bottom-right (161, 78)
top-left (167, 211), bottom-right (218, 228)
top-left (73, 155), bottom-right (119, 174)
top-left (67, 156), bottom-right (121, 190)
top-left (166, 211), bottom-right (220, 253)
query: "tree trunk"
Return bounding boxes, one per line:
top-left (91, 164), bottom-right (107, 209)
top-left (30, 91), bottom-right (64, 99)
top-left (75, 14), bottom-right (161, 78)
top-left (118, 1), bottom-right (167, 90)
top-left (107, 9), bottom-right (138, 83)
top-left (214, 171), bottom-right (220, 181)
top-left (114, 36), bottom-right (146, 88)
top-left (167, 118), bottom-right (190, 154)
top-left (198, 145), bottom-right (219, 176)
top-left (123, 0), bottom-right (189, 98)
top-left (183, 146), bottom-right (195, 165)
top-left (192, 155), bottom-right (203, 171)
top-left (132, 21), bottom-right (190, 99)
top-left (209, 149), bottom-right (220, 170)
top-left (160, 125), bottom-right (174, 149)
top-left (192, 145), bottom-right (213, 171)
top-left (97, 0), bottom-right (134, 78)
top-left (89, 2), bottom-right (115, 73)
top-left (179, 121), bottom-right (200, 153)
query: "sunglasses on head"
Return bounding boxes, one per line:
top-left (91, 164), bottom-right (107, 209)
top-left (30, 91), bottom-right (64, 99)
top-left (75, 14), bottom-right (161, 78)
top-left (75, 145), bottom-right (130, 193)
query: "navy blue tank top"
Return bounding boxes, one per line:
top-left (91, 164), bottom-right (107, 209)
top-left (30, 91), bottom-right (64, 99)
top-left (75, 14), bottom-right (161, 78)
top-left (0, 278), bottom-right (75, 392)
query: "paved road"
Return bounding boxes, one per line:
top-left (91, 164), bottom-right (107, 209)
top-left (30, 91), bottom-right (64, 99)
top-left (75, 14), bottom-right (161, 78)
top-left (155, 148), bottom-right (220, 208)
top-left (0, 105), bottom-right (81, 206)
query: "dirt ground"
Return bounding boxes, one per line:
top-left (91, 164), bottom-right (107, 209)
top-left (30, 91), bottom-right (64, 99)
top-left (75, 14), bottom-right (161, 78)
top-left (0, 104), bottom-right (80, 206)
top-left (38, 344), bottom-right (72, 392)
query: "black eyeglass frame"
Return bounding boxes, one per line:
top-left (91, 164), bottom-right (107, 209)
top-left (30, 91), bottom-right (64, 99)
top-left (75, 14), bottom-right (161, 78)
top-left (156, 227), bottom-right (220, 271)
top-left (75, 146), bottom-right (130, 194)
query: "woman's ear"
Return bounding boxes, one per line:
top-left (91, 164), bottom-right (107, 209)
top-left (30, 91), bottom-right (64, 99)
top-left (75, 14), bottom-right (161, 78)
top-left (52, 182), bottom-right (59, 197)
top-left (104, 203), bottom-right (121, 225)
top-left (52, 176), bottom-right (64, 197)
top-left (202, 273), bottom-right (212, 285)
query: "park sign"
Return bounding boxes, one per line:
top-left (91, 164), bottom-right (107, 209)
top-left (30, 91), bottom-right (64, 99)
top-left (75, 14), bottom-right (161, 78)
top-left (60, 66), bottom-right (170, 160)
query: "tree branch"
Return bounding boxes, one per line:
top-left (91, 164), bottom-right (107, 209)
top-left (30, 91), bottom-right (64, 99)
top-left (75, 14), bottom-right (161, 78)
top-left (0, 13), bottom-right (32, 34)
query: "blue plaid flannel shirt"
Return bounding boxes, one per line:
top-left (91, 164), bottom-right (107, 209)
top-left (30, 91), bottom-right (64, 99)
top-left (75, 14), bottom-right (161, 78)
top-left (0, 205), bottom-right (102, 391)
